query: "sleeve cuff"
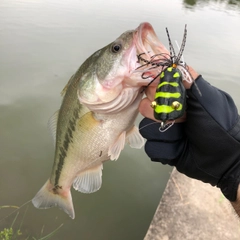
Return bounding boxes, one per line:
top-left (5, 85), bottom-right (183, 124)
top-left (139, 118), bottom-right (185, 142)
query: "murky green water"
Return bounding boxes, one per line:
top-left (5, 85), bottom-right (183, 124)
top-left (0, 0), bottom-right (240, 239)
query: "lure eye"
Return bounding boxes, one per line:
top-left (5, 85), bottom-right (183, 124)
top-left (151, 101), bottom-right (157, 109)
top-left (111, 43), bottom-right (122, 53)
top-left (171, 101), bottom-right (181, 110)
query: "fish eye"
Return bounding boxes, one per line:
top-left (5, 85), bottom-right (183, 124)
top-left (111, 43), bottom-right (122, 53)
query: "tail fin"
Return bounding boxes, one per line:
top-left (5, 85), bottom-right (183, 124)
top-left (32, 179), bottom-right (75, 219)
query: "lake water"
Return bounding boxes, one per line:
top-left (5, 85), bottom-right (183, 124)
top-left (0, 0), bottom-right (240, 239)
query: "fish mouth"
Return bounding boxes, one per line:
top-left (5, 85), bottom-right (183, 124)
top-left (135, 22), bottom-right (167, 58)
top-left (133, 22), bottom-right (170, 85)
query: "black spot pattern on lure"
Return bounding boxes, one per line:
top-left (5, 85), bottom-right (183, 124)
top-left (152, 66), bottom-right (186, 122)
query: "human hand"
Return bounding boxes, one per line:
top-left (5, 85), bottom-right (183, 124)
top-left (139, 70), bottom-right (240, 203)
top-left (139, 65), bottom-right (198, 122)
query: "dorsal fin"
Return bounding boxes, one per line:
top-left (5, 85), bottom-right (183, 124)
top-left (48, 110), bottom-right (59, 145)
top-left (61, 74), bottom-right (75, 97)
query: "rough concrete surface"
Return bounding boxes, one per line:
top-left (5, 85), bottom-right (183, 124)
top-left (144, 168), bottom-right (240, 240)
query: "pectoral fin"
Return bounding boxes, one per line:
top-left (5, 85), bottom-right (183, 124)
top-left (126, 125), bottom-right (145, 149)
top-left (108, 131), bottom-right (126, 161)
top-left (73, 164), bottom-right (103, 193)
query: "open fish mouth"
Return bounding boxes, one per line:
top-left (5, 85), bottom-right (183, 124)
top-left (133, 22), bottom-right (170, 86)
top-left (135, 22), bottom-right (169, 63)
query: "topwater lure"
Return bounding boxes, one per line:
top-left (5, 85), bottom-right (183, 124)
top-left (152, 65), bottom-right (186, 128)
top-left (137, 25), bottom-right (193, 131)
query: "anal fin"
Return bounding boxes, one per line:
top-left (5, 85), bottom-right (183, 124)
top-left (73, 164), bottom-right (103, 194)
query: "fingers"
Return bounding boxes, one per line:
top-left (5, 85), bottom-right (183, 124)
top-left (139, 97), bottom-right (158, 122)
top-left (139, 65), bottom-right (199, 123)
top-left (139, 86), bottom-right (157, 121)
top-left (144, 86), bottom-right (157, 101)
top-left (139, 84), bottom-right (187, 124)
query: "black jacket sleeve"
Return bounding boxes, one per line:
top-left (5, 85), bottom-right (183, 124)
top-left (139, 75), bottom-right (240, 201)
top-left (182, 76), bottom-right (240, 201)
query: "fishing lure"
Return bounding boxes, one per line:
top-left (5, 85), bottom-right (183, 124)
top-left (137, 25), bottom-right (192, 131)
top-left (151, 66), bottom-right (186, 126)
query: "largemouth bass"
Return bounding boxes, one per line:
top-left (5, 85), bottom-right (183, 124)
top-left (32, 22), bottom-right (167, 219)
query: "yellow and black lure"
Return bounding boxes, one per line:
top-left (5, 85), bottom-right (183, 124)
top-left (137, 25), bottom-right (190, 131)
top-left (151, 65), bottom-right (186, 123)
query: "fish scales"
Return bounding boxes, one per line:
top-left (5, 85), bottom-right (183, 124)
top-left (32, 22), bottom-right (167, 219)
top-left (52, 79), bottom-right (83, 189)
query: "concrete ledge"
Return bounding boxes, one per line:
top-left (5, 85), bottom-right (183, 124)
top-left (144, 168), bottom-right (240, 240)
